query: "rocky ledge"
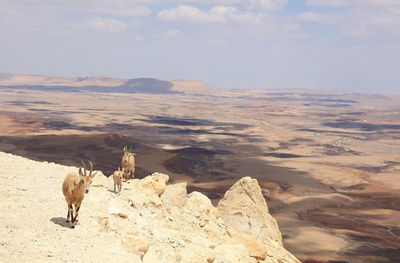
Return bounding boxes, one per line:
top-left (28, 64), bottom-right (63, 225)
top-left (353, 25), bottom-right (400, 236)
top-left (0, 152), bottom-right (299, 263)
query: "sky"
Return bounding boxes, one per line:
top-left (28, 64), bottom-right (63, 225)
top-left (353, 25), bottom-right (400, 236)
top-left (0, 0), bottom-right (399, 93)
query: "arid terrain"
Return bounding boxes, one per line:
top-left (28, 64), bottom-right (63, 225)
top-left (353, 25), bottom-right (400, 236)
top-left (0, 73), bottom-right (400, 263)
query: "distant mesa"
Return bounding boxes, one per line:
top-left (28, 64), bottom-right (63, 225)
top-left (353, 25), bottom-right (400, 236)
top-left (0, 73), bottom-right (211, 95)
top-left (114, 78), bottom-right (177, 94)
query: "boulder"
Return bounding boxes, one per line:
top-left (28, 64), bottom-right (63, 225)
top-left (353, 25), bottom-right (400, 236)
top-left (217, 177), bottom-right (283, 245)
top-left (230, 233), bottom-right (267, 260)
top-left (185, 191), bottom-right (218, 218)
top-left (172, 243), bottom-right (213, 263)
top-left (213, 244), bottom-right (257, 263)
top-left (129, 189), bottom-right (162, 209)
top-left (161, 182), bottom-right (187, 207)
top-left (121, 236), bottom-right (150, 259)
top-left (141, 172), bottom-right (169, 196)
top-left (260, 238), bottom-right (301, 263)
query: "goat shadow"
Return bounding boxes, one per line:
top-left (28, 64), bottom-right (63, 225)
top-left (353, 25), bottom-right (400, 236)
top-left (51, 217), bottom-right (73, 228)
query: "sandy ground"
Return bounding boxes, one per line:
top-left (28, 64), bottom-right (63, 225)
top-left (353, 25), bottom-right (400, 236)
top-left (0, 152), bottom-right (142, 262)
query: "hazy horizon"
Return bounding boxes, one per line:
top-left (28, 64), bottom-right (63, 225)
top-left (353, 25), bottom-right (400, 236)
top-left (1, 0), bottom-right (399, 93)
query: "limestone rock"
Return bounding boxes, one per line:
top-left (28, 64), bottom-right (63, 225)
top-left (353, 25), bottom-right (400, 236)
top-left (213, 244), bottom-right (257, 263)
top-left (142, 244), bottom-right (178, 263)
top-left (123, 179), bottom-right (162, 209)
top-left (121, 236), bottom-right (150, 259)
top-left (98, 215), bottom-right (136, 235)
top-left (107, 198), bottom-right (131, 217)
top-left (185, 191), bottom-right (218, 219)
top-left (261, 238), bottom-right (301, 263)
top-left (217, 176), bottom-right (283, 245)
top-left (174, 243), bottom-right (214, 263)
top-left (90, 171), bottom-right (109, 188)
top-left (161, 182), bottom-right (187, 207)
top-left (140, 172), bottom-right (169, 196)
top-left (142, 245), bottom-right (160, 263)
top-left (230, 233), bottom-right (267, 260)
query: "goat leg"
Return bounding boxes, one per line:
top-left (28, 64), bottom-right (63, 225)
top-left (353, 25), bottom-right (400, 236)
top-left (72, 204), bottom-right (81, 224)
top-left (66, 204), bottom-right (72, 222)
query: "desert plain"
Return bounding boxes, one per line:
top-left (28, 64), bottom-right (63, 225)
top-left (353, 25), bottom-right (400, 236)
top-left (0, 73), bottom-right (399, 263)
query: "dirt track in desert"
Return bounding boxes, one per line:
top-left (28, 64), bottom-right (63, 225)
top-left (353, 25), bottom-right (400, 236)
top-left (0, 81), bottom-right (399, 262)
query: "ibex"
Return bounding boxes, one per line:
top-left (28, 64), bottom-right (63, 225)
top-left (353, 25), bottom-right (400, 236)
top-left (121, 145), bottom-right (135, 181)
top-left (112, 167), bottom-right (124, 193)
top-left (62, 160), bottom-right (97, 228)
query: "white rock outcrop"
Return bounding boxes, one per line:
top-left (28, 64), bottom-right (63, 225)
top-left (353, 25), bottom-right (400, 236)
top-left (0, 152), bottom-right (300, 263)
top-left (217, 176), bottom-right (283, 245)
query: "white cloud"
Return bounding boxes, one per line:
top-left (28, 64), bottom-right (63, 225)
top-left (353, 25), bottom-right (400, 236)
top-left (158, 5), bottom-right (263, 24)
top-left (85, 17), bottom-right (126, 32)
top-left (342, 10), bottom-right (400, 37)
top-left (305, 0), bottom-right (348, 7)
top-left (158, 5), bottom-right (223, 23)
top-left (303, 0), bottom-right (400, 38)
top-left (306, 0), bottom-right (400, 8)
top-left (297, 12), bottom-right (342, 24)
top-left (99, 6), bottom-right (151, 17)
top-left (244, 0), bottom-right (288, 11)
top-left (0, 0), bottom-right (152, 17)
top-left (157, 5), bottom-right (307, 41)
top-left (175, 0), bottom-right (240, 3)
top-left (166, 0), bottom-right (288, 11)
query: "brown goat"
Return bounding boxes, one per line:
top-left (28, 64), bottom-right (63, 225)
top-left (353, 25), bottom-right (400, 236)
top-left (121, 145), bottom-right (135, 181)
top-left (112, 167), bottom-right (124, 193)
top-left (62, 161), bottom-right (97, 228)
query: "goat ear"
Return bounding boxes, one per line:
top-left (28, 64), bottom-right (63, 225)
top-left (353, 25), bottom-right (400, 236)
top-left (79, 167), bottom-right (84, 176)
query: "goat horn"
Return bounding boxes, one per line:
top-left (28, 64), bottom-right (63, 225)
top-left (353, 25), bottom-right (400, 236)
top-left (88, 160), bottom-right (93, 177)
top-left (81, 160), bottom-right (87, 176)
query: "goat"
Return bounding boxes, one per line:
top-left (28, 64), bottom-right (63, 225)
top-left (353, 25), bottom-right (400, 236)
top-left (112, 167), bottom-right (124, 193)
top-left (121, 145), bottom-right (136, 181)
top-left (62, 160), bottom-right (97, 228)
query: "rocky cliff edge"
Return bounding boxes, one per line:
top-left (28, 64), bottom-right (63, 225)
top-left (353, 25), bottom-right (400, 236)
top-left (0, 152), bottom-right (299, 263)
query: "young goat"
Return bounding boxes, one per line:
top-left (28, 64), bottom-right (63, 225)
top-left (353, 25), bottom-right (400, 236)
top-left (112, 167), bottom-right (124, 193)
top-left (62, 160), bottom-right (97, 228)
top-left (121, 145), bottom-right (136, 181)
